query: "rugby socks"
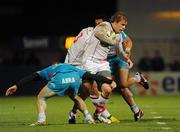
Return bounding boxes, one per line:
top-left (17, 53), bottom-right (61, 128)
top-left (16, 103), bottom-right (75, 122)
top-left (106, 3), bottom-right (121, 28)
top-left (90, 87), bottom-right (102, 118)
top-left (83, 110), bottom-right (93, 122)
top-left (134, 73), bottom-right (141, 82)
top-left (100, 109), bottom-right (111, 118)
top-left (69, 110), bottom-right (76, 119)
top-left (90, 95), bottom-right (108, 113)
top-left (38, 112), bottom-right (46, 122)
top-left (90, 95), bottom-right (108, 104)
top-left (131, 104), bottom-right (139, 114)
top-left (99, 95), bottom-right (108, 105)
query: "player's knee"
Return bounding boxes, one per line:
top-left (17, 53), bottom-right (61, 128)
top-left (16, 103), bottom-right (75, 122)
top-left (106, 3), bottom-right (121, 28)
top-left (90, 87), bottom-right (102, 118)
top-left (37, 94), bottom-right (47, 101)
top-left (101, 85), bottom-right (112, 97)
top-left (120, 81), bottom-right (129, 88)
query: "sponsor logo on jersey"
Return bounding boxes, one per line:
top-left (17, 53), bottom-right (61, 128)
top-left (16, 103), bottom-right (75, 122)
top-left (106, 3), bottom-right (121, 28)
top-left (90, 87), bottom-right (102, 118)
top-left (62, 77), bottom-right (76, 84)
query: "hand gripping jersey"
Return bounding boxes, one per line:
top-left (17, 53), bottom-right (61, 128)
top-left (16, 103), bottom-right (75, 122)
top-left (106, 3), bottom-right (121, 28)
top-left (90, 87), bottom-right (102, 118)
top-left (64, 27), bottom-right (94, 67)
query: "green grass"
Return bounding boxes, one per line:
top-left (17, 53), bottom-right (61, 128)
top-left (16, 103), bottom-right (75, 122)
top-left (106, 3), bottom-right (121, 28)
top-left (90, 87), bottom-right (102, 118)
top-left (0, 95), bottom-right (180, 132)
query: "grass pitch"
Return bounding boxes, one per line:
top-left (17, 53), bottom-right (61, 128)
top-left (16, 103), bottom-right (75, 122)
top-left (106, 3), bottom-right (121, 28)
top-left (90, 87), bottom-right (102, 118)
top-left (0, 95), bottom-right (180, 132)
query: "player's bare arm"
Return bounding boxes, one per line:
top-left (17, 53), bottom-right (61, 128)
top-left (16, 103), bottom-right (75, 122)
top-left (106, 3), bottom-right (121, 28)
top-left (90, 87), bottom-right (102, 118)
top-left (123, 36), bottom-right (133, 57)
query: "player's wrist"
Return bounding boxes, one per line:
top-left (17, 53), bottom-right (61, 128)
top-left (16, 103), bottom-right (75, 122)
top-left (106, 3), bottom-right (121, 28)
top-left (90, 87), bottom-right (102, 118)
top-left (125, 47), bottom-right (131, 52)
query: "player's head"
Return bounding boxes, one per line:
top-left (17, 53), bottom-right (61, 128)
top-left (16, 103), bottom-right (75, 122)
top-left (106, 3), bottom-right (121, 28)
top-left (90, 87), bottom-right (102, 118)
top-left (94, 14), bottom-right (108, 26)
top-left (110, 11), bottom-right (128, 33)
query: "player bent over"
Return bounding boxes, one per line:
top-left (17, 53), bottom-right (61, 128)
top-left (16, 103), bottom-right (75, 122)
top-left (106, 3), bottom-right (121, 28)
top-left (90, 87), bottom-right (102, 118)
top-left (5, 63), bottom-right (116, 126)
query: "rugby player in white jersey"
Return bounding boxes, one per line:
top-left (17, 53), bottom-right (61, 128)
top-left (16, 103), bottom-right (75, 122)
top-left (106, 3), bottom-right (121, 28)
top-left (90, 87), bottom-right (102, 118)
top-left (108, 22), bottom-right (149, 121)
top-left (81, 11), bottom-right (149, 123)
top-left (65, 15), bottom-right (119, 124)
top-left (76, 11), bottom-right (130, 123)
top-left (66, 12), bottom-right (149, 124)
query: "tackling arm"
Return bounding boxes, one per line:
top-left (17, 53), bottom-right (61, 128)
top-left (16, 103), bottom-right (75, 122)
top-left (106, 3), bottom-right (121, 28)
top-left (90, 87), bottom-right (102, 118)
top-left (94, 23), bottom-right (117, 46)
top-left (5, 73), bottom-right (42, 96)
top-left (123, 36), bottom-right (132, 57)
top-left (82, 72), bottom-right (116, 89)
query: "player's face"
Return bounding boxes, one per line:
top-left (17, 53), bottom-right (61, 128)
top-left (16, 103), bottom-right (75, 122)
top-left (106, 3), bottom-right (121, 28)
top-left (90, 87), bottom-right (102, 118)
top-left (113, 19), bottom-right (127, 33)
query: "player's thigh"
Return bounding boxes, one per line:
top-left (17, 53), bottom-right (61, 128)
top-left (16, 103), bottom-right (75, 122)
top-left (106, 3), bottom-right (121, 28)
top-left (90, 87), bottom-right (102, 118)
top-left (119, 68), bottom-right (129, 84)
top-left (79, 81), bottom-right (91, 100)
top-left (38, 85), bottom-right (56, 99)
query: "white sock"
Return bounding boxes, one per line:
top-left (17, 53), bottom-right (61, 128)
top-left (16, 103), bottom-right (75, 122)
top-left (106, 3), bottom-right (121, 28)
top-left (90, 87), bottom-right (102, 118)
top-left (90, 95), bottom-right (108, 105)
top-left (84, 110), bottom-right (92, 121)
top-left (99, 95), bottom-right (108, 105)
top-left (131, 104), bottom-right (139, 114)
top-left (69, 111), bottom-right (76, 119)
top-left (83, 110), bottom-right (89, 116)
top-left (100, 109), bottom-right (111, 118)
top-left (90, 95), bottom-right (108, 113)
top-left (134, 74), bottom-right (141, 82)
top-left (38, 112), bottom-right (46, 122)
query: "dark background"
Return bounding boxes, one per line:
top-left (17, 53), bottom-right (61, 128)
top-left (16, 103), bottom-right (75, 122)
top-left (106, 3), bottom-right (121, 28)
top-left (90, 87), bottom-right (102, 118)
top-left (0, 0), bottom-right (117, 95)
top-left (0, 0), bottom-right (117, 42)
top-left (1, 0), bottom-right (180, 95)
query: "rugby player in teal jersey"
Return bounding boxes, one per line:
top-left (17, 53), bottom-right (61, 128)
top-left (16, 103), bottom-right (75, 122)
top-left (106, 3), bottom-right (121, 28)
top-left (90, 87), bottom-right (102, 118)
top-left (5, 63), bottom-right (116, 126)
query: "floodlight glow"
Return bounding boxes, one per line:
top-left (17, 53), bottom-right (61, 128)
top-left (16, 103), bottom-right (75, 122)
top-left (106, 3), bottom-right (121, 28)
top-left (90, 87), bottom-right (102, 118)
top-left (155, 11), bottom-right (180, 20)
top-left (65, 36), bottom-right (75, 49)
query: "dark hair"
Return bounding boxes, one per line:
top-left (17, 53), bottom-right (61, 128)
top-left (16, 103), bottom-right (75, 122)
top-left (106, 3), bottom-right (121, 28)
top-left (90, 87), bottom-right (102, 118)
top-left (110, 11), bottom-right (127, 23)
top-left (95, 14), bottom-right (109, 21)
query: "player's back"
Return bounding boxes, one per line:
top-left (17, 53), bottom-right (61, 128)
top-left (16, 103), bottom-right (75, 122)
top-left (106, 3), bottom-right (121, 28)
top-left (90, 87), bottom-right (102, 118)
top-left (37, 63), bottom-right (83, 80)
top-left (65, 27), bottom-right (94, 66)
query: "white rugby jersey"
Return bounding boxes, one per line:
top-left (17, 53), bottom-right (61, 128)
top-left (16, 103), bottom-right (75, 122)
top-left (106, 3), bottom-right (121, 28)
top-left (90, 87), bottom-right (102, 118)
top-left (64, 27), bottom-right (94, 66)
top-left (82, 21), bottom-right (117, 64)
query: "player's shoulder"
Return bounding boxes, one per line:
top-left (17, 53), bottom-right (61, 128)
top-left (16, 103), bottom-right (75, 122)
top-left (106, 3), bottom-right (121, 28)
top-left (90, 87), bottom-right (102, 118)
top-left (79, 27), bottom-right (94, 36)
top-left (81, 27), bottom-right (94, 32)
top-left (96, 21), bottom-right (111, 30)
top-left (120, 31), bottom-right (128, 39)
top-left (99, 21), bottom-right (111, 27)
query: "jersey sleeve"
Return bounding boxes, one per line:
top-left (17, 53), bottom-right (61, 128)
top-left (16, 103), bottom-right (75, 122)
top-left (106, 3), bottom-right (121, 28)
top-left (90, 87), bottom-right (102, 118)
top-left (121, 31), bottom-right (128, 41)
top-left (94, 23), bottom-right (116, 46)
top-left (16, 73), bottom-right (41, 89)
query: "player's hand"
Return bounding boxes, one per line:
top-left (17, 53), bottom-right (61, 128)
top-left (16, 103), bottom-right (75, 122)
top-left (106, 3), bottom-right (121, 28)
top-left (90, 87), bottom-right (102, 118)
top-left (125, 49), bottom-right (131, 58)
top-left (110, 81), bottom-right (117, 89)
top-left (127, 59), bottom-right (133, 69)
top-left (5, 85), bottom-right (17, 96)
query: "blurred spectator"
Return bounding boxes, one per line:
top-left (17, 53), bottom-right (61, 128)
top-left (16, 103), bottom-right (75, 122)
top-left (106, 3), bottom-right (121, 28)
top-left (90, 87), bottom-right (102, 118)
top-left (151, 50), bottom-right (165, 71)
top-left (25, 50), bottom-right (41, 66)
top-left (138, 50), bottom-right (152, 71)
top-left (169, 57), bottom-right (180, 71)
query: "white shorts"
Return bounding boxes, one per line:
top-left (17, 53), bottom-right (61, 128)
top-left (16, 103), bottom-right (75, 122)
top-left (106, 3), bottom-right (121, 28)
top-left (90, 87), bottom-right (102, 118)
top-left (82, 59), bottom-right (110, 74)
